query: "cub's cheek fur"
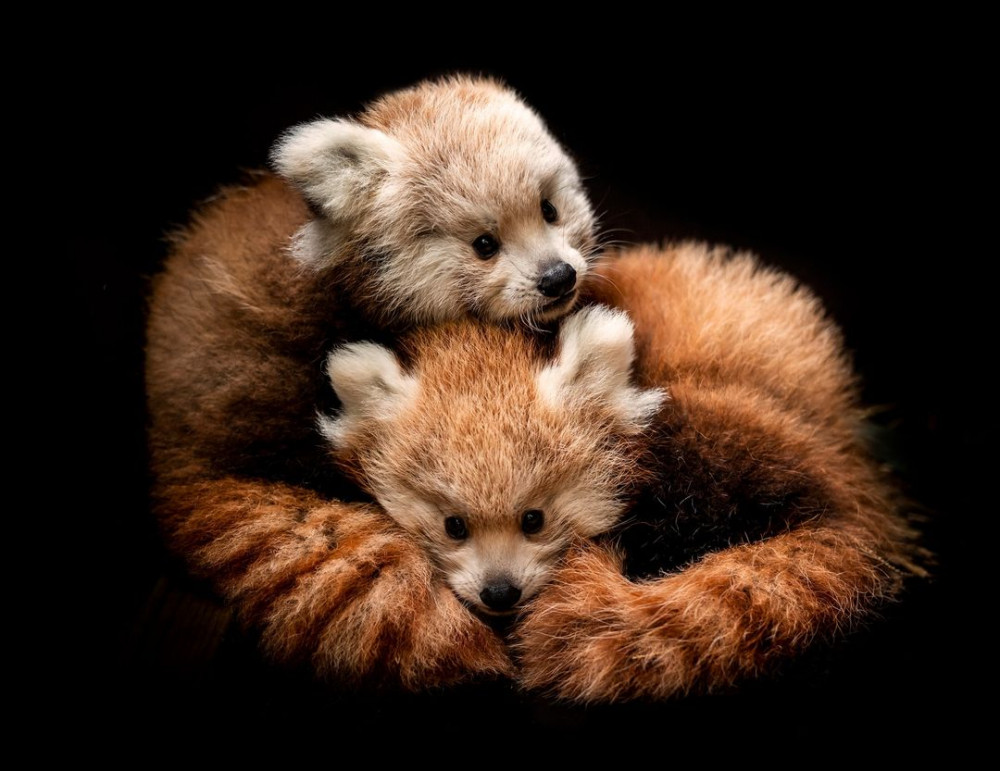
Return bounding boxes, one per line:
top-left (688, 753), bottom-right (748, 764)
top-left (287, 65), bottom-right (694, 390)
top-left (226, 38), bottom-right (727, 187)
top-left (481, 249), bottom-right (590, 324)
top-left (438, 538), bottom-right (569, 616)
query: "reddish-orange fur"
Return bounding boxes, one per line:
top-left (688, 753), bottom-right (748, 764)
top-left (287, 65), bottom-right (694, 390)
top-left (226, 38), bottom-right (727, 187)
top-left (146, 166), bottom-right (921, 700)
top-left (146, 73), bottom-right (599, 689)
top-left (321, 314), bottom-right (660, 614)
top-left (512, 243), bottom-right (923, 702)
top-left (162, 479), bottom-right (510, 687)
top-left (146, 174), bottom-right (513, 688)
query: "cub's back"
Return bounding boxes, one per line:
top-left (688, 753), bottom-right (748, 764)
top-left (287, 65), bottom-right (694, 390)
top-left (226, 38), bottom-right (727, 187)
top-left (145, 173), bottom-right (371, 489)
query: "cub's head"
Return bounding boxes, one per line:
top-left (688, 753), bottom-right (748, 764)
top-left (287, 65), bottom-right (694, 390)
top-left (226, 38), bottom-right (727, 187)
top-left (319, 307), bottom-right (666, 616)
top-left (272, 75), bottom-right (597, 326)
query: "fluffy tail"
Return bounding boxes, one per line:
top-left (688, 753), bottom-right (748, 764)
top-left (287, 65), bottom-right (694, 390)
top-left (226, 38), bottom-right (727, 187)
top-left (514, 511), bottom-right (916, 703)
top-left (156, 476), bottom-right (513, 690)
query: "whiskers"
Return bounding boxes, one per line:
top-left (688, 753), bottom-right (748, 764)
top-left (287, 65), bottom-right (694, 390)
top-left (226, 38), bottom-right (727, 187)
top-left (519, 307), bottom-right (550, 334)
top-left (594, 227), bottom-right (639, 254)
top-left (585, 270), bottom-right (624, 298)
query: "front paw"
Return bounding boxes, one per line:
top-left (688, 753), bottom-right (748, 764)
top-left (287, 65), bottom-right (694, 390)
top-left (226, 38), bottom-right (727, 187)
top-left (402, 583), bottom-right (515, 688)
top-left (513, 542), bottom-right (689, 703)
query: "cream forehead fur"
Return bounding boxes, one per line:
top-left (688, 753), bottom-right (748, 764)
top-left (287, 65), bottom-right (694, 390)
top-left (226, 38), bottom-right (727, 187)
top-left (270, 75), bottom-right (588, 266)
top-left (320, 305), bottom-right (666, 447)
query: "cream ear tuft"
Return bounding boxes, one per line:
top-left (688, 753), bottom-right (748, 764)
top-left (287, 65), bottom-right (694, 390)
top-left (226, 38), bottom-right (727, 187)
top-left (319, 342), bottom-right (418, 448)
top-left (271, 118), bottom-right (404, 223)
top-left (537, 306), bottom-right (666, 430)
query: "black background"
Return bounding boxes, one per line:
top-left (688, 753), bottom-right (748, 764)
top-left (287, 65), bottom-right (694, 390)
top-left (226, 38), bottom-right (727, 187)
top-left (58, 30), bottom-right (985, 750)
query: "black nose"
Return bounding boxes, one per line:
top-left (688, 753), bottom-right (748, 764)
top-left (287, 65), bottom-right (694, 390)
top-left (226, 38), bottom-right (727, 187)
top-left (480, 581), bottom-right (522, 611)
top-left (537, 261), bottom-right (577, 298)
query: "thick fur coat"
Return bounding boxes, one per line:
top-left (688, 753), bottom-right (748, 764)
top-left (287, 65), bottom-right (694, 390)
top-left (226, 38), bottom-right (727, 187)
top-left (515, 244), bottom-right (922, 701)
top-left (147, 172), bottom-right (514, 688)
top-left (319, 306), bottom-right (665, 617)
top-left (309, 242), bottom-right (921, 702)
top-left (145, 77), bottom-right (921, 701)
top-left (145, 75), bottom-right (599, 688)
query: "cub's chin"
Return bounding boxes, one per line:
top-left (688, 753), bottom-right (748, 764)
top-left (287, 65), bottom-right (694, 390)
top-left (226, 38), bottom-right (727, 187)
top-left (473, 604), bottom-right (522, 619)
top-left (452, 588), bottom-right (528, 627)
top-left (470, 606), bottom-right (521, 636)
top-left (533, 289), bottom-right (580, 323)
top-left (486, 289), bottom-right (580, 326)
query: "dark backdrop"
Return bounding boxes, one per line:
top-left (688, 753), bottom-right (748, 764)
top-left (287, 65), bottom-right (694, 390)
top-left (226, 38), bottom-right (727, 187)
top-left (59, 36), bottom-right (984, 749)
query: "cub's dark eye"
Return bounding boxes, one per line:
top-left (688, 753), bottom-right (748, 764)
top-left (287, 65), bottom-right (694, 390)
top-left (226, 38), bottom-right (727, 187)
top-left (521, 509), bottom-right (544, 535)
top-left (445, 516), bottom-right (468, 540)
top-left (472, 234), bottom-right (500, 259)
top-left (541, 199), bottom-right (558, 224)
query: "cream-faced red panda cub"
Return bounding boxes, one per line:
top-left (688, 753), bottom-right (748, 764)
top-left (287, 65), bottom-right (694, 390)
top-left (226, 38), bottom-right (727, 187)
top-left (319, 306), bottom-right (665, 616)
top-left (271, 75), bottom-right (596, 325)
top-left (145, 75), bottom-right (597, 689)
top-left (321, 243), bottom-right (923, 702)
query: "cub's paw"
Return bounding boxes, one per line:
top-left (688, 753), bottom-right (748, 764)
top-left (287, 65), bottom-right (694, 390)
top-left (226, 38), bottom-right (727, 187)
top-left (512, 541), bottom-right (691, 703)
top-left (401, 581), bottom-right (516, 689)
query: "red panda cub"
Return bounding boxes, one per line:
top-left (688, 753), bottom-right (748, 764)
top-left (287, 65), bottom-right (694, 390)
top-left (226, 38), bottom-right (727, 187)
top-left (322, 244), bottom-right (923, 703)
top-left (320, 306), bottom-right (664, 617)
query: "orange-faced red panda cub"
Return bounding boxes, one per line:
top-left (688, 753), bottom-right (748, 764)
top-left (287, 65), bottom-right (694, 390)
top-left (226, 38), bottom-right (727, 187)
top-left (145, 75), bottom-right (597, 689)
top-left (322, 243), bottom-right (922, 703)
top-left (320, 306), bottom-right (664, 617)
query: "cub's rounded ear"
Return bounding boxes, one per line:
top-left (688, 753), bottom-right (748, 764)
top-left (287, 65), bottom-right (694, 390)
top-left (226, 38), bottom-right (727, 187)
top-left (318, 342), bottom-right (418, 449)
top-left (271, 118), bottom-right (404, 223)
top-left (537, 306), bottom-right (666, 432)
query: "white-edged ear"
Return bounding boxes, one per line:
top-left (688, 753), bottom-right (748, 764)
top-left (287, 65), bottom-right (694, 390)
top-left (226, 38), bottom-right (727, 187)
top-left (537, 306), bottom-right (666, 431)
top-left (271, 118), bottom-right (404, 222)
top-left (318, 342), bottom-right (418, 449)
